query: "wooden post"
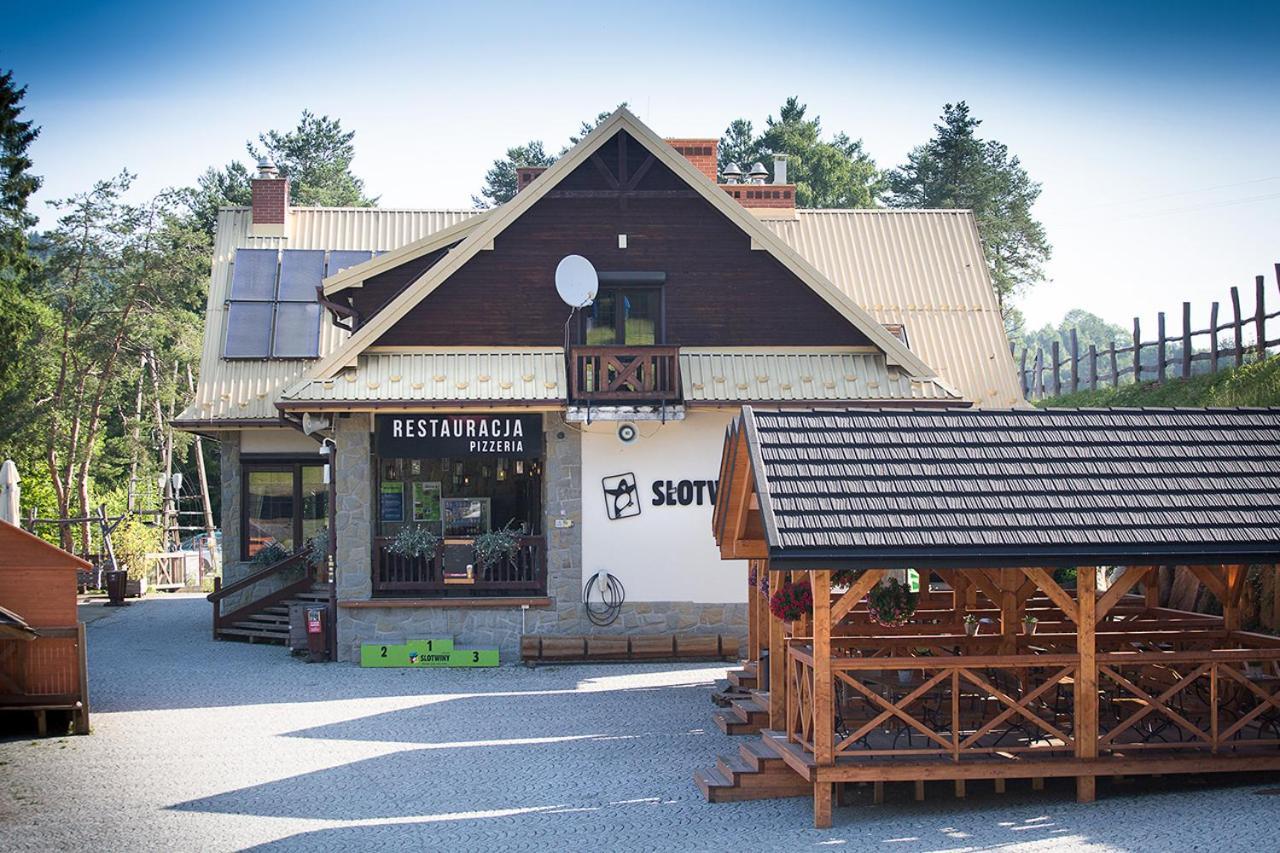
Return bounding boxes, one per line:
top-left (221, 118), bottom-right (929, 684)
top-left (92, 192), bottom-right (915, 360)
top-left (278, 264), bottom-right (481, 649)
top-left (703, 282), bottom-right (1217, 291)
top-left (1075, 566), bottom-right (1098, 804)
top-left (1051, 341), bottom-right (1061, 396)
top-left (999, 569), bottom-right (1018, 655)
top-left (1033, 348), bottom-right (1044, 398)
top-left (1108, 342), bottom-right (1119, 388)
top-left (1069, 328), bottom-right (1080, 393)
top-left (1157, 311), bottom-right (1167, 383)
top-left (1209, 301), bottom-right (1220, 372)
top-left (1231, 286), bottom-right (1244, 366)
top-left (1088, 344), bottom-right (1098, 391)
top-left (1223, 565), bottom-right (1243, 632)
top-left (768, 568), bottom-right (786, 729)
top-left (812, 569), bottom-right (834, 829)
top-left (1257, 275), bottom-right (1268, 358)
top-left (1019, 348), bottom-right (1029, 396)
top-left (1181, 301), bottom-right (1192, 379)
top-left (1273, 565), bottom-right (1280, 632)
top-left (1132, 318), bottom-right (1142, 383)
top-left (1145, 566), bottom-right (1161, 610)
top-left (746, 565), bottom-right (759, 666)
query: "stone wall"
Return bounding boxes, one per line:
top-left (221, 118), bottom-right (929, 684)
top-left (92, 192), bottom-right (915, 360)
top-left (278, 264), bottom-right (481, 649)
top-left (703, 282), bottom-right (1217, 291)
top-left (219, 432), bottom-right (241, 571)
top-left (332, 412), bottom-right (746, 662)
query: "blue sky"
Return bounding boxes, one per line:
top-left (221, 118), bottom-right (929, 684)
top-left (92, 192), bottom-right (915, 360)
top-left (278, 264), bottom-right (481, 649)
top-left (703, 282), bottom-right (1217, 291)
top-left (5, 0), bottom-right (1278, 330)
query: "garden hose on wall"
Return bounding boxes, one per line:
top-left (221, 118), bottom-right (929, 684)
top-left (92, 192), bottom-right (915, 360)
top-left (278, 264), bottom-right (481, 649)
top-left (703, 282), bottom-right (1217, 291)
top-left (584, 570), bottom-right (625, 626)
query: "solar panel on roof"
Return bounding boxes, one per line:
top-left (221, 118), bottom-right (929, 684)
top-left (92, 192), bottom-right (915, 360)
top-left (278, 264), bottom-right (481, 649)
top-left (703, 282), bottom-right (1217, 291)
top-left (223, 302), bottom-right (275, 358)
top-left (228, 249), bottom-right (278, 300)
top-left (271, 303), bottom-right (322, 358)
top-left (326, 250), bottom-right (373, 277)
top-left (277, 250), bottom-right (326, 301)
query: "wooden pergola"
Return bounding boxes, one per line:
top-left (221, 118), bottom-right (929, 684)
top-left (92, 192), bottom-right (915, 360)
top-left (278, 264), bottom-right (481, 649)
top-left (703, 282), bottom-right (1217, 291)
top-left (709, 407), bottom-right (1280, 827)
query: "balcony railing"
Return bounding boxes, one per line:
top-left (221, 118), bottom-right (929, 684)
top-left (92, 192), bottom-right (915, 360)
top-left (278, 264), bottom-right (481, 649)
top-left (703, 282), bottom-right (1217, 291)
top-left (373, 536), bottom-right (546, 597)
top-left (569, 346), bottom-right (681, 404)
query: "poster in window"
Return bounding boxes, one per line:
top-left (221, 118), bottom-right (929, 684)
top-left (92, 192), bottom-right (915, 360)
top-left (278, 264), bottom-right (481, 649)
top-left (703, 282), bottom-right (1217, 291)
top-left (412, 482), bottom-right (442, 523)
top-left (379, 482), bottom-right (404, 523)
top-left (443, 497), bottom-right (490, 537)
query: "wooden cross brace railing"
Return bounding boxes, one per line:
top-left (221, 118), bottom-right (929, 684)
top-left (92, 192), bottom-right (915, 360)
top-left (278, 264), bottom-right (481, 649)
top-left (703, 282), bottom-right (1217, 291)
top-left (1099, 663), bottom-right (1212, 746)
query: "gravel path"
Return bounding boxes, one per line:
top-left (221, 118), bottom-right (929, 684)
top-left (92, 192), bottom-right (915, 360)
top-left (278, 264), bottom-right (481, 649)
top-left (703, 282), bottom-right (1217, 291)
top-left (1, 594), bottom-right (1276, 852)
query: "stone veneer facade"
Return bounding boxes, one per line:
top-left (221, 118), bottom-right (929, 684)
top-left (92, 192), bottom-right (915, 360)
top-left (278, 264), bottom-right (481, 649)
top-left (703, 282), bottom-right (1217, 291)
top-left (331, 412), bottom-right (745, 662)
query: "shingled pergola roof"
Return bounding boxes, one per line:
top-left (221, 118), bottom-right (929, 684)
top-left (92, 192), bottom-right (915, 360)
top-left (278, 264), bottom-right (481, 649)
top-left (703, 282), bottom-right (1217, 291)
top-left (720, 406), bottom-right (1280, 569)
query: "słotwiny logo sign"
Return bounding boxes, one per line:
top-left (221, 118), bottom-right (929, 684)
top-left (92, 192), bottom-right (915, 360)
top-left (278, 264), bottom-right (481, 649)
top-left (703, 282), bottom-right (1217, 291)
top-left (602, 472), bottom-right (641, 520)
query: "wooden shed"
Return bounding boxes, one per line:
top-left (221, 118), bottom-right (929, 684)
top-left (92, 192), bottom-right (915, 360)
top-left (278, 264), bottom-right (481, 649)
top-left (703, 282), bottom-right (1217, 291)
top-left (703, 407), bottom-right (1280, 827)
top-left (0, 520), bottom-right (91, 735)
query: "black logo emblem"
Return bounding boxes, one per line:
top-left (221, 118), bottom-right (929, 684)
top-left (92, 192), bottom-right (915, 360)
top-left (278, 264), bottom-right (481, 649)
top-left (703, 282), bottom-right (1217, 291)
top-left (602, 472), bottom-right (641, 520)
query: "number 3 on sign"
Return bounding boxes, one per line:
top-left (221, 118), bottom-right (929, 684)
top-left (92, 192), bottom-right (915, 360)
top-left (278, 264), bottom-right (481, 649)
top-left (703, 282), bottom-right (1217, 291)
top-left (472, 651), bottom-right (480, 663)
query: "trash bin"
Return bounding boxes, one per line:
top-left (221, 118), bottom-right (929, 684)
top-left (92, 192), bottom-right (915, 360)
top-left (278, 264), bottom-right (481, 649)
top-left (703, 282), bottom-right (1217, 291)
top-left (305, 605), bottom-right (330, 662)
top-left (104, 569), bottom-right (129, 606)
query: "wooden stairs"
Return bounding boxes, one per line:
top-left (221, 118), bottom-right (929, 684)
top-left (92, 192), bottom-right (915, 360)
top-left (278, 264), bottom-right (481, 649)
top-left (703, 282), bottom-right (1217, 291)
top-left (726, 660), bottom-right (758, 690)
top-left (713, 689), bottom-right (769, 735)
top-left (694, 736), bottom-right (811, 801)
top-left (214, 585), bottom-right (329, 644)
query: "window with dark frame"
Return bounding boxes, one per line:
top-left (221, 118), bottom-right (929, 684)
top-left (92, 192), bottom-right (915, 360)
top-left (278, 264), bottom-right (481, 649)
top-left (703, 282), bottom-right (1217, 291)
top-left (582, 285), bottom-right (664, 346)
top-left (241, 461), bottom-right (328, 559)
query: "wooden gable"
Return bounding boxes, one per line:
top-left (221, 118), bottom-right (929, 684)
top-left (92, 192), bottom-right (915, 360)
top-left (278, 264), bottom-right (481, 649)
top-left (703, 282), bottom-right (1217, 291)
top-left (0, 521), bottom-right (86, 628)
top-left (713, 417), bottom-right (769, 560)
top-left (369, 131), bottom-right (874, 350)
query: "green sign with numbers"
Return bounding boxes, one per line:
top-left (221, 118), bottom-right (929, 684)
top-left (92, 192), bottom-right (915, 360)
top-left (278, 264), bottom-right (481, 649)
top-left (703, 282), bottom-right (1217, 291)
top-left (361, 640), bottom-right (498, 668)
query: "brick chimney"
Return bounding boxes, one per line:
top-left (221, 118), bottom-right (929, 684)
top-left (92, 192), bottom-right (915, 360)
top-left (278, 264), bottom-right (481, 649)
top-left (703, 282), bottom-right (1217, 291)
top-left (515, 166), bottom-right (548, 194)
top-left (251, 156), bottom-right (289, 237)
top-left (666, 138), bottom-right (719, 183)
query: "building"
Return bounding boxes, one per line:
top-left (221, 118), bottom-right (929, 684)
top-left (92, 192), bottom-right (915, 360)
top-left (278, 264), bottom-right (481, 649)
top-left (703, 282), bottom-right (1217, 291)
top-left (177, 108), bottom-right (1023, 662)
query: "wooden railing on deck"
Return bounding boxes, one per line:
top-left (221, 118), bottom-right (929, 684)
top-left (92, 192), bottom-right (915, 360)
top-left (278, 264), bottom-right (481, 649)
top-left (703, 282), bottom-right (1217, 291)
top-left (373, 536), bottom-right (546, 596)
top-left (785, 642), bottom-right (1280, 764)
top-left (569, 346), bottom-right (680, 403)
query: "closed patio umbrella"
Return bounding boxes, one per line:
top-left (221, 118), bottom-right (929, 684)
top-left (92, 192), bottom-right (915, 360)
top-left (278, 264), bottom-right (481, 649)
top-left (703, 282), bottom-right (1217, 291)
top-left (0, 459), bottom-right (19, 525)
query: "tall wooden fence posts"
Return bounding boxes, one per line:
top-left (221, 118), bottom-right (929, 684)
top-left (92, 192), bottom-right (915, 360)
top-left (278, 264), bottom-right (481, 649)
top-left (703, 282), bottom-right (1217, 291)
top-left (1017, 264), bottom-right (1280, 400)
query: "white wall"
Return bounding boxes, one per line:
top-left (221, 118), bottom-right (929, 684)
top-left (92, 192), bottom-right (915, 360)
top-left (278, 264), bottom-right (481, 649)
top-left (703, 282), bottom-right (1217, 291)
top-left (241, 428), bottom-right (320, 455)
top-left (579, 410), bottom-right (746, 604)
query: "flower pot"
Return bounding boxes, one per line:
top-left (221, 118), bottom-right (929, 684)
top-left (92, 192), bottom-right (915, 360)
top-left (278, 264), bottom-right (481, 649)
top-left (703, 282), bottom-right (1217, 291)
top-left (964, 622), bottom-right (979, 637)
top-left (1021, 621), bottom-right (1037, 636)
top-left (127, 576), bottom-right (149, 598)
top-left (104, 570), bottom-right (128, 606)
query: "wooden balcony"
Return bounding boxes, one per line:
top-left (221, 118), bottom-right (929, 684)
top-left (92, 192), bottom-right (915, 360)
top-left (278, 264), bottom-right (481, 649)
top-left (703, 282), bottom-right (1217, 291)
top-left (569, 346), bottom-right (681, 404)
top-left (373, 536), bottom-right (546, 597)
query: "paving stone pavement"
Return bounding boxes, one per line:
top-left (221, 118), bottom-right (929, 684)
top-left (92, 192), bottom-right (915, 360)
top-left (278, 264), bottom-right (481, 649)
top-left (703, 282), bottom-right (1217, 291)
top-left (1, 594), bottom-right (1277, 852)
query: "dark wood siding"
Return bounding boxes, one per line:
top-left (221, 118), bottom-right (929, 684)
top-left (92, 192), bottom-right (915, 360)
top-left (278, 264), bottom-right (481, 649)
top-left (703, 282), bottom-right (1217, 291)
top-left (350, 247), bottom-right (452, 321)
top-left (373, 131), bottom-right (872, 349)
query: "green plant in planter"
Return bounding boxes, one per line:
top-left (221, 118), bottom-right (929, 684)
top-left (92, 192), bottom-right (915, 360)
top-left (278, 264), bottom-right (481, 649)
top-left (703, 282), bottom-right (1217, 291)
top-left (473, 523), bottom-right (525, 570)
top-left (111, 517), bottom-right (161, 581)
top-left (306, 527), bottom-right (329, 568)
top-left (867, 577), bottom-right (919, 627)
top-left (251, 541), bottom-right (290, 567)
top-left (390, 525), bottom-right (441, 559)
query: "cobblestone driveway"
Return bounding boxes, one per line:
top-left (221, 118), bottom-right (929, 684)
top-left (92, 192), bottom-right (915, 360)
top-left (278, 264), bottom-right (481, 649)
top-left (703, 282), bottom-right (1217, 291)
top-left (1, 595), bottom-right (1276, 851)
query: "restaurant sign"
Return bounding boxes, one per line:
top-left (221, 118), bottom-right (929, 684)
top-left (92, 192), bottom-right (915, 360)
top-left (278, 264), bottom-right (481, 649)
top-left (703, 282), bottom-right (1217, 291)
top-left (376, 414), bottom-right (543, 459)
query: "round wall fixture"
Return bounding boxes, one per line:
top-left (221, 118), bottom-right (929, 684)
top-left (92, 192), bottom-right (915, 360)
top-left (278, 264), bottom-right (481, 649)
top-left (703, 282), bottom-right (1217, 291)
top-left (617, 422), bottom-right (638, 444)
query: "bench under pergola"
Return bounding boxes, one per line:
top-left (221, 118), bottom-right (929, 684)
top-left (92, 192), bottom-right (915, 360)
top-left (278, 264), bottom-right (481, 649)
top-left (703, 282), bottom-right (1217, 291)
top-left (711, 406), bottom-right (1280, 828)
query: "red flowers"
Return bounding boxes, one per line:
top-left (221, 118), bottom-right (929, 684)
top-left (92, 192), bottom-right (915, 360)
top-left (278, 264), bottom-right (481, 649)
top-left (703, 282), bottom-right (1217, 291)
top-left (770, 579), bottom-right (813, 622)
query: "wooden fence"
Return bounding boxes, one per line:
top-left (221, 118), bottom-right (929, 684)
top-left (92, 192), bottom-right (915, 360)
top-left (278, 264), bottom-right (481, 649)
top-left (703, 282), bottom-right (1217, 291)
top-left (1018, 264), bottom-right (1279, 399)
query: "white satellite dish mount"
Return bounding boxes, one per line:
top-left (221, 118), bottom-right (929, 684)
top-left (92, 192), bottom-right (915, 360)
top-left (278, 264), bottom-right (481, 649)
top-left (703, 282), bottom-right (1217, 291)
top-left (555, 254), bottom-right (598, 308)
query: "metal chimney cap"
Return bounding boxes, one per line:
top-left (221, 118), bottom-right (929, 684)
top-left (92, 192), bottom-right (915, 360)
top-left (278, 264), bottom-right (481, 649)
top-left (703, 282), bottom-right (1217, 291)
top-left (257, 156), bottom-right (279, 179)
top-left (748, 161), bottom-right (769, 183)
top-left (721, 162), bottom-right (743, 184)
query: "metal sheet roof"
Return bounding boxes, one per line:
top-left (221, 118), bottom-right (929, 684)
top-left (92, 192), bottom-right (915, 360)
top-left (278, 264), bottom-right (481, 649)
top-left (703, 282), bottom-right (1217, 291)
top-left (180, 202), bottom-right (1021, 425)
top-left (176, 207), bottom-right (481, 425)
top-left (680, 350), bottom-right (957, 403)
top-left (763, 210), bottom-right (1025, 408)
top-left (281, 349), bottom-right (567, 407)
top-left (738, 406), bottom-right (1280, 568)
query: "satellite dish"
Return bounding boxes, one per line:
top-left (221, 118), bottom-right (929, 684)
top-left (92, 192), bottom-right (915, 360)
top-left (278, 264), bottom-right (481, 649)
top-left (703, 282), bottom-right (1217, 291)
top-left (555, 255), bottom-right (598, 308)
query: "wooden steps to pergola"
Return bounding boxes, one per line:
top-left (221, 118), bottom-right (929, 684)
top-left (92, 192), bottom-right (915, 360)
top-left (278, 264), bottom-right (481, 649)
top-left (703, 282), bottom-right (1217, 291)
top-left (699, 407), bottom-right (1280, 828)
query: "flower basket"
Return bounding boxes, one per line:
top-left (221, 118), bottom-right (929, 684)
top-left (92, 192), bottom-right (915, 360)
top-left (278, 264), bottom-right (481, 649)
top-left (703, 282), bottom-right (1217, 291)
top-left (1021, 616), bottom-right (1038, 636)
top-left (963, 615), bottom-right (980, 637)
top-left (770, 579), bottom-right (812, 622)
top-left (867, 578), bottom-right (918, 627)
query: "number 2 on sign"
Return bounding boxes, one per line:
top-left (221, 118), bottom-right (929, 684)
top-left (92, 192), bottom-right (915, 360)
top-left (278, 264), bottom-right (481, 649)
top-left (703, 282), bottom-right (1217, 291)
top-left (380, 646), bottom-right (387, 658)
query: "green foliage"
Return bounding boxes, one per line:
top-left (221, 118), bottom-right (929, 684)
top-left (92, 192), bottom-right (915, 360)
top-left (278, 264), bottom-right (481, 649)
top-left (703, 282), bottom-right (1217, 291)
top-left (887, 102), bottom-right (1051, 312)
top-left (390, 525), bottom-right (441, 559)
top-left (1037, 353), bottom-right (1280, 409)
top-left (472, 105), bottom-right (627, 208)
top-left (720, 97), bottom-right (884, 208)
top-left (769, 578), bottom-right (813, 621)
top-left (182, 160), bottom-right (252, 236)
top-left (867, 577), bottom-right (919, 627)
top-left (251, 541), bottom-right (289, 567)
top-left (248, 111), bottom-right (376, 208)
top-left (111, 517), bottom-right (161, 580)
top-left (472, 523), bottom-right (523, 569)
top-left (0, 70), bottom-right (44, 454)
top-left (472, 140), bottom-right (554, 208)
top-left (306, 525), bottom-right (329, 568)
